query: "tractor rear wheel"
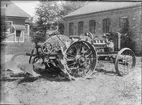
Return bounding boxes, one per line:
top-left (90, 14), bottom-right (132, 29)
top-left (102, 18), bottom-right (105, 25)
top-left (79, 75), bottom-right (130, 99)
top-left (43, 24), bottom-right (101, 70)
top-left (66, 41), bottom-right (97, 78)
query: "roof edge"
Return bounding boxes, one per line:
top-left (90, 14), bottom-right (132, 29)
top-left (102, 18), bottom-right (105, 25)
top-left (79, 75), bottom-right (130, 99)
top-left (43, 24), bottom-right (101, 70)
top-left (64, 3), bottom-right (141, 19)
top-left (7, 1), bottom-right (31, 18)
top-left (5, 15), bottom-right (31, 18)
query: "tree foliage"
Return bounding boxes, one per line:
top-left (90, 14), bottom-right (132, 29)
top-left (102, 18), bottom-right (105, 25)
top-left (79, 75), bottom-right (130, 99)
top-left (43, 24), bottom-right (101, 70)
top-left (1, 18), bottom-right (6, 43)
top-left (61, 1), bottom-right (87, 16)
top-left (33, 1), bottom-right (87, 43)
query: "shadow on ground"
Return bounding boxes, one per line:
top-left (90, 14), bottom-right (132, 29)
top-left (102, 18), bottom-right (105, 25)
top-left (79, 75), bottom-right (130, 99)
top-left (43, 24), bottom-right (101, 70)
top-left (17, 71), bottom-right (70, 84)
top-left (95, 68), bottom-right (117, 76)
top-left (1, 67), bottom-right (119, 84)
top-left (2, 69), bottom-right (70, 84)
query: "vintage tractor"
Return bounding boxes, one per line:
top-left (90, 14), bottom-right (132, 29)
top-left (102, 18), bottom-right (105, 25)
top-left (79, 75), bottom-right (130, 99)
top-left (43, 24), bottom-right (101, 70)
top-left (11, 31), bottom-right (136, 80)
top-left (24, 34), bottom-right (97, 80)
top-left (26, 31), bottom-right (136, 79)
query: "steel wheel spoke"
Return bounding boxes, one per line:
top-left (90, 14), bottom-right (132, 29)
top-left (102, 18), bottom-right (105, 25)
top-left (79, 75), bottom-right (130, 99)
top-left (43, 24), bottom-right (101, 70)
top-left (66, 53), bottom-right (76, 57)
top-left (67, 60), bottom-right (77, 67)
top-left (85, 51), bottom-right (93, 58)
top-left (66, 57), bottom-right (76, 61)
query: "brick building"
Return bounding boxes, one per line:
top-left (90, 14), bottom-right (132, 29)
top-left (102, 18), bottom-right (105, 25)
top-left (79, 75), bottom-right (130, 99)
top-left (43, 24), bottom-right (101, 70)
top-left (64, 2), bottom-right (142, 55)
top-left (2, 0), bottom-right (31, 43)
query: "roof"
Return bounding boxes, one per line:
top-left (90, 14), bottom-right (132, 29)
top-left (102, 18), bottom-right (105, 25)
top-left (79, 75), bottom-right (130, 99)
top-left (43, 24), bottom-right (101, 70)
top-left (5, 1), bottom-right (31, 18)
top-left (64, 2), bottom-right (141, 18)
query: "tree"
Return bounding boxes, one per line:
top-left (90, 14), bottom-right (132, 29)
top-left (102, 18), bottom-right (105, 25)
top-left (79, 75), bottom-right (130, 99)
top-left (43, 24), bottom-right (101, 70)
top-left (34, 1), bottom-right (63, 42)
top-left (1, 19), bottom-right (6, 43)
top-left (61, 1), bottom-right (87, 16)
top-left (33, 1), bottom-right (87, 42)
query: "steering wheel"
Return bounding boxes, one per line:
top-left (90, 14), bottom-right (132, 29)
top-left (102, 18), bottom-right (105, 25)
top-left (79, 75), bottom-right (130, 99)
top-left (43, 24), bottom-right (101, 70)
top-left (41, 41), bottom-right (53, 54)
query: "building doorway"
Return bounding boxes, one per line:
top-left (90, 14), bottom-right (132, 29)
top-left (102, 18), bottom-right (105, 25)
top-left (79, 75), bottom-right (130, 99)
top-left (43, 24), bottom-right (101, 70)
top-left (15, 30), bottom-right (24, 42)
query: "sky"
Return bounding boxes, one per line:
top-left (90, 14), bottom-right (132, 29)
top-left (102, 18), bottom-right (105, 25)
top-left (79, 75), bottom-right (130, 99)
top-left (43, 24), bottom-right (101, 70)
top-left (11, 1), bottom-right (40, 17)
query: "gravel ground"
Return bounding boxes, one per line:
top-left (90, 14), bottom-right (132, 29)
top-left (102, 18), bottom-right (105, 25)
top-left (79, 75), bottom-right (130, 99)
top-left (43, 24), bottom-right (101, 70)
top-left (0, 55), bottom-right (141, 105)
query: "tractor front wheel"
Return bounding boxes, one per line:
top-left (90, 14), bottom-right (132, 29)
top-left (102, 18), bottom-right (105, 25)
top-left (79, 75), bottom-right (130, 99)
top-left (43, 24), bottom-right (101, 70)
top-left (115, 48), bottom-right (136, 76)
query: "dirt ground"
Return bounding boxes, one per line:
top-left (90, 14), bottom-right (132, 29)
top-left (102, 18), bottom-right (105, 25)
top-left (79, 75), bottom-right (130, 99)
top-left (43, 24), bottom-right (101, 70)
top-left (0, 54), bottom-right (141, 105)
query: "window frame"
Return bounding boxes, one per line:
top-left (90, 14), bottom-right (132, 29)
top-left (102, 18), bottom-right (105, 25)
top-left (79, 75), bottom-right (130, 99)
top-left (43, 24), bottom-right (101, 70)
top-left (89, 20), bottom-right (96, 34)
top-left (119, 16), bottom-right (129, 27)
top-left (102, 18), bottom-right (111, 33)
top-left (78, 21), bottom-right (84, 35)
top-left (69, 22), bottom-right (74, 36)
top-left (119, 16), bottom-right (129, 34)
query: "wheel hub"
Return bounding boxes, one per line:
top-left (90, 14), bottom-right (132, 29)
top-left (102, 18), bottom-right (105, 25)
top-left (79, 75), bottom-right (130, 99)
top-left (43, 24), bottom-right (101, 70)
top-left (76, 54), bottom-right (81, 59)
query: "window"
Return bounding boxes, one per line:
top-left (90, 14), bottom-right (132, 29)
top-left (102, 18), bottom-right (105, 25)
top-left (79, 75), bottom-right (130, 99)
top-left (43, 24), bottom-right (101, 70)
top-left (78, 21), bottom-right (84, 35)
top-left (102, 18), bottom-right (111, 33)
top-left (16, 30), bottom-right (21, 37)
top-left (89, 20), bottom-right (96, 34)
top-left (10, 25), bottom-right (15, 33)
top-left (5, 4), bottom-right (8, 7)
top-left (119, 17), bottom-right (129, 34)
top-left (25, 24), bottom-right (30, 35)
top-left (69, 22), bottom-right (74, 35)
top-left (5, 21), bottom-right (14, 34)
top-left (16, 30), bottom-right (24, 42)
